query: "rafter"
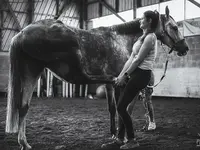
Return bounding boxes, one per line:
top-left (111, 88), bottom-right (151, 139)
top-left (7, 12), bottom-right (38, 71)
top-left (188, 0), bottom-right (200, 8)
top-left (99, 0), bottom-right (126, 22)
top-left (4, 0), bottom-right (21, 31)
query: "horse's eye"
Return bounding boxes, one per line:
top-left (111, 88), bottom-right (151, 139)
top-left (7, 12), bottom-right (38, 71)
top-left (172, 26), bottom-right (178, 31)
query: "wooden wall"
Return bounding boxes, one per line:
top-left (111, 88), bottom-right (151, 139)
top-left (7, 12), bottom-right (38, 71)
top-left (86, 0), bottom-right (171, 20)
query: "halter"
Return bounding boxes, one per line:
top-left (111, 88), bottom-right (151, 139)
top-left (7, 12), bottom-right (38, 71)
top-left (147, 15), bottom-right (184, 89)
top-left (159, 15), bottom-right (185, 54)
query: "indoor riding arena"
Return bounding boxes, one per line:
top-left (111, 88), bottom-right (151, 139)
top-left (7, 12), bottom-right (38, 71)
top-left (0, 0), bottom-right (200, 150)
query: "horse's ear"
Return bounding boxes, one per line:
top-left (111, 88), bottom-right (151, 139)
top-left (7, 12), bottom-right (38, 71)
top-left (165, 6), bottom-right (170, 19)
top-left (154, 10), bottom-right (159, 15)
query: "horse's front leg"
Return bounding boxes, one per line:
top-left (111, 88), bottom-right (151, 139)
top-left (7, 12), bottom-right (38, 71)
top-left (105, 84), bottom-right (117, 138)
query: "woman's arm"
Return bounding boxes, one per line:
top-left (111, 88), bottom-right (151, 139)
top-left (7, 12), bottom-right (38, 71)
top-left (126, 34), bottom-right (155, 75)
top-left (118, 52), bottom-right (135, 77)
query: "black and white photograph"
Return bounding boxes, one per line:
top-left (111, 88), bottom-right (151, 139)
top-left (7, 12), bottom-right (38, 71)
top-left (0, 0), bottom-right (200, 150)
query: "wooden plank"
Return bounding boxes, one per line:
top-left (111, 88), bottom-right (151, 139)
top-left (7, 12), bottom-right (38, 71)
top-left (102, 0), bottom-right (115, 16)
top-left (0, 52), bottom-right (9, 92)
top-left (1, 9), bottom-right (29, 14)
top-left (87, 3), bottom-right (99, 19)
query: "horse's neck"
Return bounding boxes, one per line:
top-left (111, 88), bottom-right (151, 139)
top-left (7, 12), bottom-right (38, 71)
top-left (110, 19), bottom-right (142, 35)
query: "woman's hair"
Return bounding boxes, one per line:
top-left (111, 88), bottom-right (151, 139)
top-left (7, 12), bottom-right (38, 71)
top-left (144, 10), bottom-right (159, 31)
top-left (139, 10), bottom-right (159, 42)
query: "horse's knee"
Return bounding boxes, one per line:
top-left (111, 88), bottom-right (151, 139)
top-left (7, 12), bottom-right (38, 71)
top-left (19, 104), bottom-right (29, 117)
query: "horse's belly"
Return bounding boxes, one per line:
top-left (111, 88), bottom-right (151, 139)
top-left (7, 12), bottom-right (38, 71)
top-left (47, 61), bottom-right (89, 84)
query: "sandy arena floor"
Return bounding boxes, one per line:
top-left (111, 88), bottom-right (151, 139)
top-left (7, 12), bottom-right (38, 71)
top-left (0, 97), bottom-right (200, 150)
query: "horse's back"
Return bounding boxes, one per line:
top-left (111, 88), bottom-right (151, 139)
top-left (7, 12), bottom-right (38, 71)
top-left (16, 19), bottom-right (79, 61)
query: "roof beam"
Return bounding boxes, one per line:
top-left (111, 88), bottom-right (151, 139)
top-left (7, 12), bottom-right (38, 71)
top-left (187, 0), bottom-right (200, 8)
top-left (4, 0), bottom-right (21, 31)
top-left (99, 0), bottom-right (126, 22)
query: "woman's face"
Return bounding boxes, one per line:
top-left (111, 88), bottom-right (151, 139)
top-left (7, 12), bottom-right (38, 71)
top-left (139, 14), bottom-right (151, 30)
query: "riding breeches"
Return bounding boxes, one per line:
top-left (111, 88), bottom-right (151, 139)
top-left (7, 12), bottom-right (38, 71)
top-left (116, 67), bottom-right (151, 140)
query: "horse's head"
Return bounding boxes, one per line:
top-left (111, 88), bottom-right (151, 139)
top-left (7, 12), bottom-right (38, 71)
top-left (155, 6), bottom-right (189, 56)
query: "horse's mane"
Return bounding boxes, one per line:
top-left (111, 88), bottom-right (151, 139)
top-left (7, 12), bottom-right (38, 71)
top-left (110, 18), bottom-right (142, 35)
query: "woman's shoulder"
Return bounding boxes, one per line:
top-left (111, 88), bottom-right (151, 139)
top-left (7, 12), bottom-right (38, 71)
top-left (145, 33), bottom-right (157, 42)
top-left (146, 33), bottom-right (156, 38)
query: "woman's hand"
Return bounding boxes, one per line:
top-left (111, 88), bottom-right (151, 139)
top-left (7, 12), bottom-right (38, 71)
top-left (115, 75), bottom-right (127, 87)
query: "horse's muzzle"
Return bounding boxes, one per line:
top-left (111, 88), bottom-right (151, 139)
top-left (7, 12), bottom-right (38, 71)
top-left (174, 39), bottom-right (189, 56)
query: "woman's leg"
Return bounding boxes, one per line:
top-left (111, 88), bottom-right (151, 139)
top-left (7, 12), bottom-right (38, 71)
top-left (117, 68), bottom-right (151, 140)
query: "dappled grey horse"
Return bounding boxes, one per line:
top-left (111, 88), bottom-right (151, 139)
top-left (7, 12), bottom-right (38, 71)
top-left (6, 6), bottom-right (188, 150)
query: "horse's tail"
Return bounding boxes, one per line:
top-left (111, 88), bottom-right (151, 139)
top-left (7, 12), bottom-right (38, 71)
top-left (6, 34), bottom-right (22, 133)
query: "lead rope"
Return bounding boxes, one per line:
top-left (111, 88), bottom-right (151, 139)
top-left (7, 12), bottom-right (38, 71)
top-left (147, 43), bottom-right (172, 88)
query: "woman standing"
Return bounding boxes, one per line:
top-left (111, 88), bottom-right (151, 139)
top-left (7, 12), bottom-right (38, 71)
top-left (102, 10), bottom-right (159, 149)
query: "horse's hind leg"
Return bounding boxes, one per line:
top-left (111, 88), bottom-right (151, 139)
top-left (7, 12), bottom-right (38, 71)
top-left (105, 84), bottom-right (116, 138)
top-left (18, 57), bottom-right (44, 150)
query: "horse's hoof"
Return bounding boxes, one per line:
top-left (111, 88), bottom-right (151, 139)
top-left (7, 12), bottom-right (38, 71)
top-left (20, 144), bottom-right (32, 150)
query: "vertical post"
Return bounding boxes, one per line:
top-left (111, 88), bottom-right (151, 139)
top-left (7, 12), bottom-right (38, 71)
top-left (0, 0), bottom-right (3, 51)
top-left (37, 77), bottom-right (41, 97)
top-left (69, 83), bottom-right (73, 98)
top-left (79, 0), bottom-right (88, 98)
top-left (99, 0), bottom-right (102, 18)
top-left (133, 0), bottom-right (137, 19)
top-left (49, 72), bottom-right (53, 97)
top-left (79, 0), bottom-right (86, 29)
top-left (183, 0), bottom-right (186, 36)
top-left (62, 81), bottom-right (66, 97)
top-left (73, 83), bottom-right (76, 97)
top-left (115, 0), bottom-right (119, 12)
top-left (55, 0), bottom-right (59, 19)
top-left (65, 82), bottom-right (69, 97)
top-left (184, 0), bottom-right (186, 20)
top-left (84, 84), bottom-right (88, 97)
top-left (28, 0), bottom-right (34, 24)
top-left (136, 0), bottom-right (141, 8)
top-left (80, 84), bottom-right (83, 97)
top-left (47, 70), bottom-right (50, 97)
